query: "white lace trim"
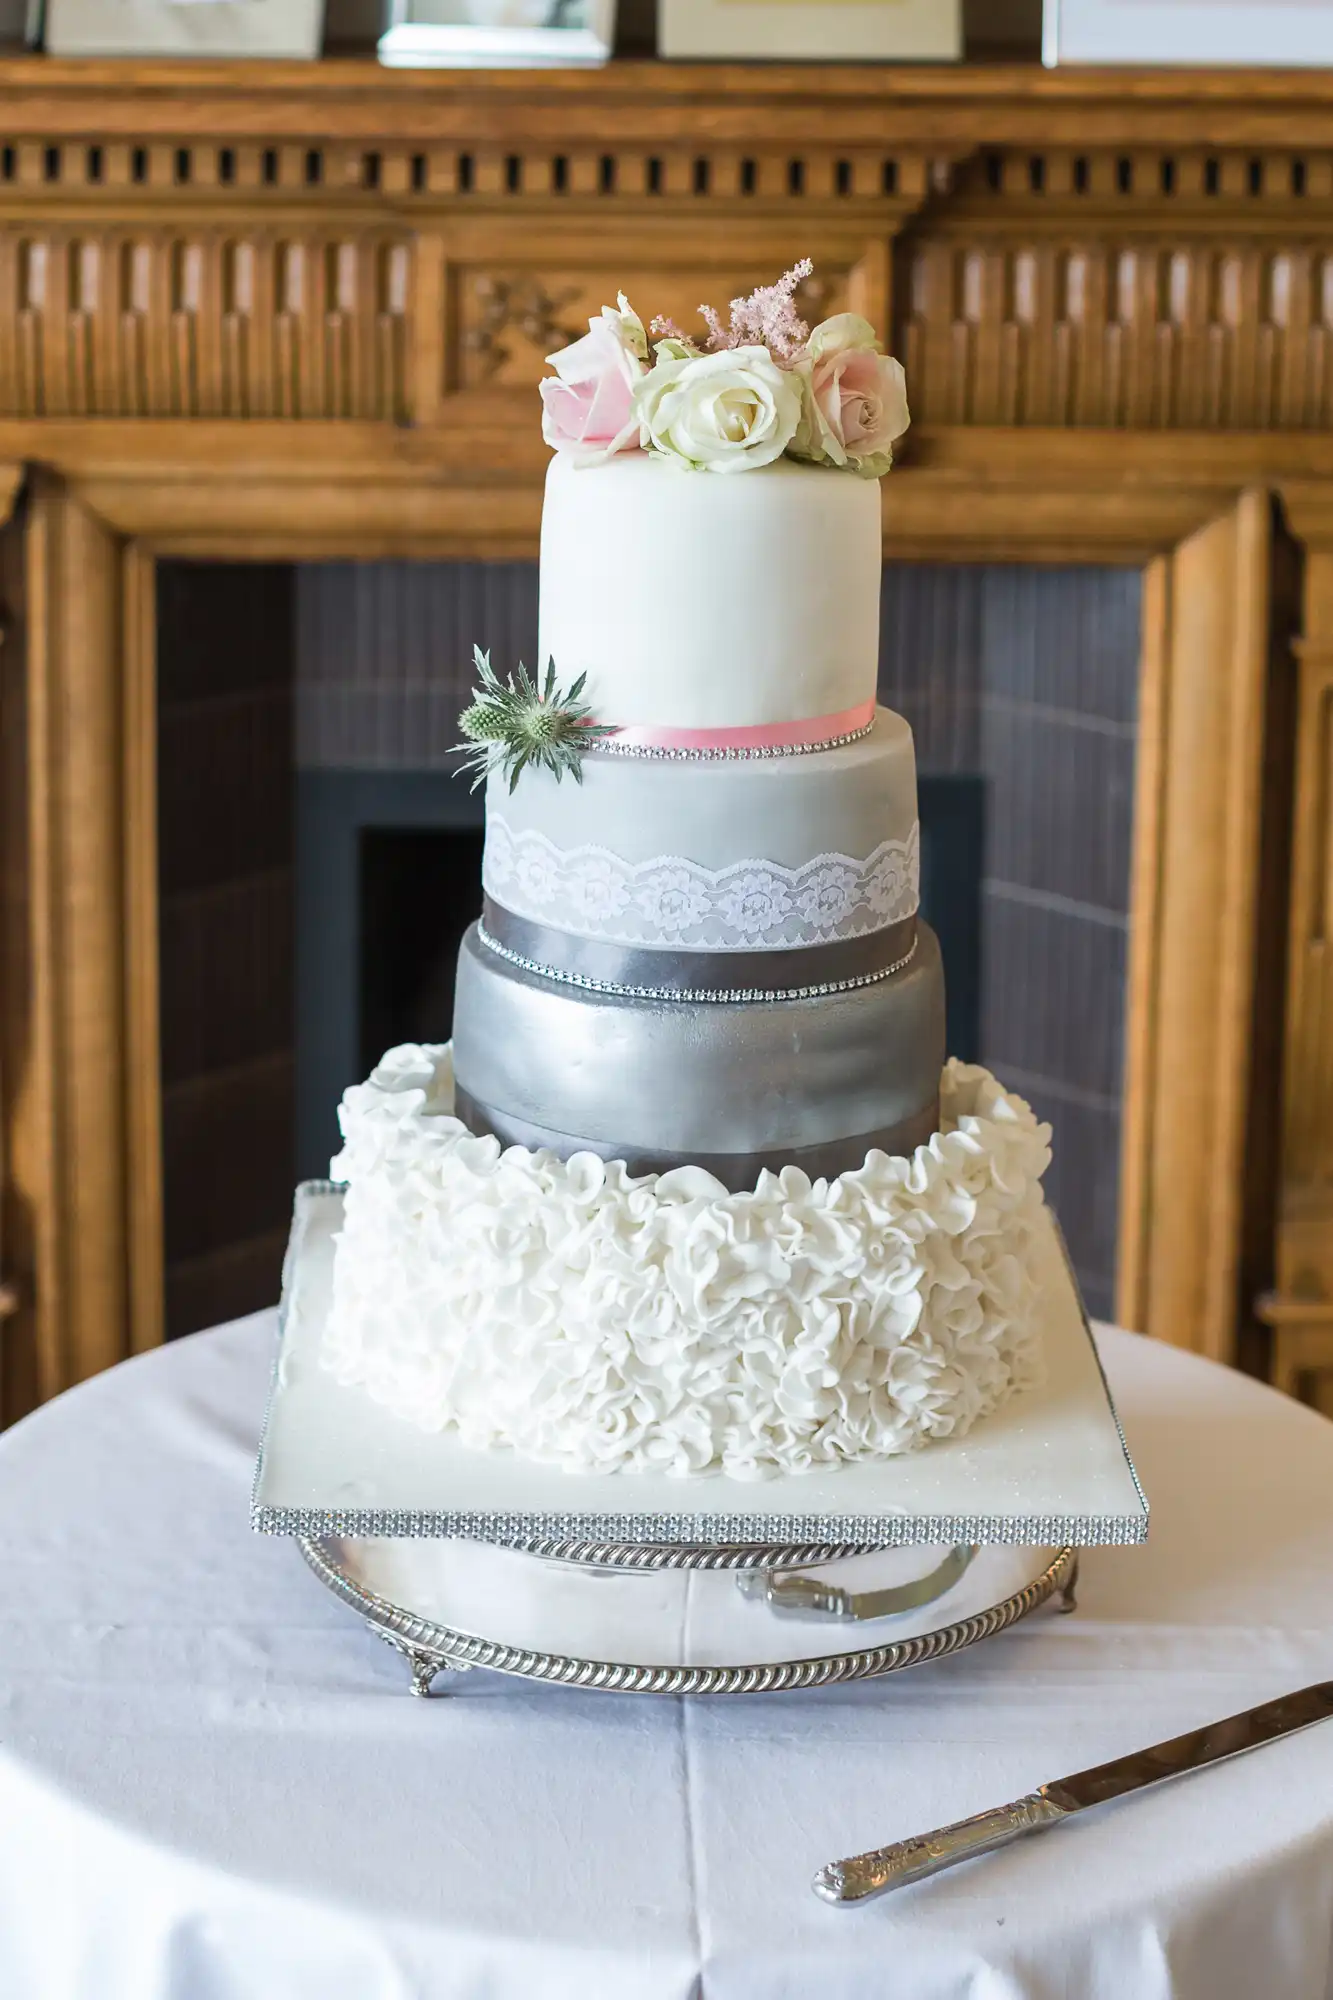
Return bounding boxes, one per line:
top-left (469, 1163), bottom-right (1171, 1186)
top-left (323, 1050), bottom-right (1053, 1480)
top-left (483, 818), bottom-right (920, 950)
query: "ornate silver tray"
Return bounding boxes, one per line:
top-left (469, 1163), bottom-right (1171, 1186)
top-left (300, 1535), bottom-right (1080, 1697)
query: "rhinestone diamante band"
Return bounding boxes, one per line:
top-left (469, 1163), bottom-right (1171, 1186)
top-left (594, 720), bottom-right (875, 763)
top-left (476, 921), bottom-right (918, 1002)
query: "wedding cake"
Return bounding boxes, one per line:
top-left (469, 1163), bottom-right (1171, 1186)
top-left (322, 267), bottom-right (1052, 1480)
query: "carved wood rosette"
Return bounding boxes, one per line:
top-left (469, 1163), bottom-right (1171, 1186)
top-left (0, 60), bottom-right (1332, 1412)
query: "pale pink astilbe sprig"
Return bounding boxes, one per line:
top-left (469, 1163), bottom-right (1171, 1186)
top-left (649, 259), bottom-right (816, 368)
top-left (647, 312), bottom-right (698, 350)
top-left (711, 258), bottom-right (816, 365)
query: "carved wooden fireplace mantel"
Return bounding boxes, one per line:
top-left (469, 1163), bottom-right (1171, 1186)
top-left (1, 55), bottom-right (1332, 1421)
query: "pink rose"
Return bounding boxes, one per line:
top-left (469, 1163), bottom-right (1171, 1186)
top-left (791, 314), bottom-right (910, 478)
top-left (539, 295), bottom-right (649, 465)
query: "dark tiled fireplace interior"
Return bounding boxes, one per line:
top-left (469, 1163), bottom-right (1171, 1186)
top-left (358, 826), bottom-right (486, 1077)
top-left (156, 555), bottom-right (1139, 1335)
top-left (879, 566), bottom-right (1141, 1318)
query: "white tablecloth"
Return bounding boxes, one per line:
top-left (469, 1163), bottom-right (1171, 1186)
top-left (2, 1315), bottom-right (1332, 2000)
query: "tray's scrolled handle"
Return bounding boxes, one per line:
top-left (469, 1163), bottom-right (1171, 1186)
top-left (813, 1792), bottom-right (1068, 1905)
top-left (740, 1545), bottom-right (977, 1623)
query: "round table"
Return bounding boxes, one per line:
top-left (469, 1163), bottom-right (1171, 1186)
top-left (2, 1316), bottom-right (1332, 2000)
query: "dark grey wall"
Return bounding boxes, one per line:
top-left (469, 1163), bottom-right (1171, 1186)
top-left (294, 558), bottom-right (1141, 1321)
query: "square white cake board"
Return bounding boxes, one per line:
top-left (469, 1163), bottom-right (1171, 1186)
top-left (251, 1183), bottom-right (1147, 1548)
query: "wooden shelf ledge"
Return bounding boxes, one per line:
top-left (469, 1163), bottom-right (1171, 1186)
top-left (3, 56), bottom-right (1333, 145)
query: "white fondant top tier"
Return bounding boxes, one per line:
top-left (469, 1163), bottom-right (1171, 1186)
top-left (537, 451), bottom-right (883, 730)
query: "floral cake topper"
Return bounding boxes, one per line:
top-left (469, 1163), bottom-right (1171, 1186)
top-left (539, 261), bottom-right (909, 477)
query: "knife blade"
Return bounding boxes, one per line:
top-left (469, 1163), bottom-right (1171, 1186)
top-left (813, 1679), bottom-right (1333, 1905)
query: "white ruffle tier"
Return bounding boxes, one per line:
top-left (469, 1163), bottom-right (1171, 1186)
top-left (322, 1047), bottom-right (1053, 1480)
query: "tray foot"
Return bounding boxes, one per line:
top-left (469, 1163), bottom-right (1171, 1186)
top-left (377, 1629), bottom-right (470, 1696)
top-left (1055, 1553), bottom-right (1080, 1614)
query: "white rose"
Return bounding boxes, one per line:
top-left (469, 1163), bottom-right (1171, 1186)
top-left (633, 345), bottom-right (802, 474)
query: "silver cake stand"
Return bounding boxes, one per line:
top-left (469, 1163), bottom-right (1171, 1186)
top-left (260, 1188), bottom-right (1140, 1699)
top-left (298, 1535), bottom-right (1080, 1698)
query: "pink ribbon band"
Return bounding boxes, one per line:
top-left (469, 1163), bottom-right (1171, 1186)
top-left (602, 697), bottom-right (877, 757)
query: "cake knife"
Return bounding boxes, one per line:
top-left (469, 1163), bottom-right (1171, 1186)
top-left (813, 1679), bottom-right (1333, 1905)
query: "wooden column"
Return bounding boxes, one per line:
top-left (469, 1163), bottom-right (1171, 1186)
top-left (0, 468), bottom-right (31, 1424)
top-left (123, 545), bottom-right (165, 1360)
top-left (1118, 491), bottom-right (1294, 1363)
top-left (1258, 498), bottom-right (1333, 1408)
top-left (2, 477), bottom-right (161, 1420)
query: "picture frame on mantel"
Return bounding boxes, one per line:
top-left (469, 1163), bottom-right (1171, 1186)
top-left (378, 0), bottom-right (616, 68)
top-left (1044, 0), bottom-right (1333, 67)
top-left (659, 0), bottom-right (960, 63)
top-left (43, 0), bottom-right (326, 57)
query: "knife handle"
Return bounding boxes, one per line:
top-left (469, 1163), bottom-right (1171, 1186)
top-left (813, 1792), bottom-right (1068, 1905)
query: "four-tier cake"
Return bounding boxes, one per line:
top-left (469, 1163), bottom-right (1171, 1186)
top-left (321, 268), bottom-right (1053, 1480)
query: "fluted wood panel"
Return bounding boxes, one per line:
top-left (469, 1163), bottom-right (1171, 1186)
top-left (10, 210), bottom-right (1333, 430)
top-left (4, 71), bottom-right (1333, 436)
top-left (0, 229), bottom-right (410, 420)
top-left (901, 240), bottom-right (1333, 431)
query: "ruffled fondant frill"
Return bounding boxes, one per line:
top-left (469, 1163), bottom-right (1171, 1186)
top-left (322, 1046), bottom-right (1053, 1480)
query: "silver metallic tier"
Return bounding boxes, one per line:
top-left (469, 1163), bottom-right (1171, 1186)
top-left (451, 918), bottom-right (946, 1188)
top-left (454, 1080), bottom-right (940, 1189)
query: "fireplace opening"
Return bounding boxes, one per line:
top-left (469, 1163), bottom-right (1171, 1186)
top-left (156, 555), bottom-right (1139, 1336)
top-left (358, 825), bottom-right (485, 1077)
top-left (294, 768), bottom-right (483, 1185)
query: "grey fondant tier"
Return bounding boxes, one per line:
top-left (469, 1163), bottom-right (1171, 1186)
top-left (451, 920), bottom-right (946, 1190)
top-left (480, 711), bottom-right (920, 958)
top-left (485, 709), bottom-right (918, 874)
